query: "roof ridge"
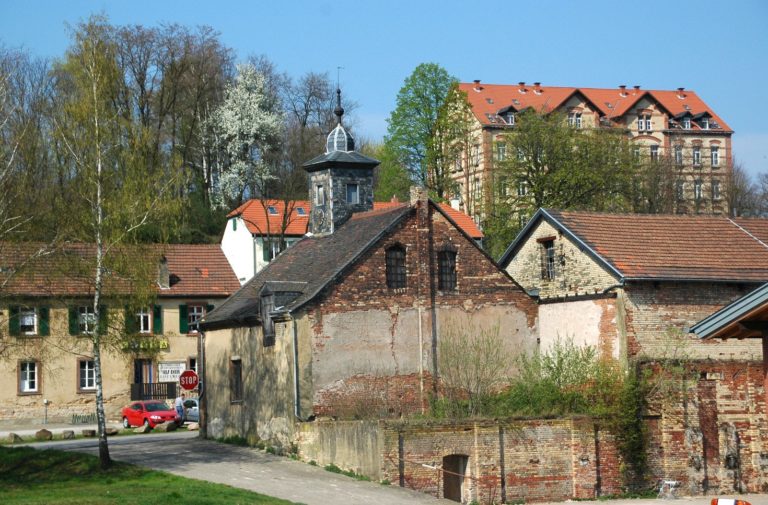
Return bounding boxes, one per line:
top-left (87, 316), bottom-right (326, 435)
top-left (728, 218), bottom-right (768, 251)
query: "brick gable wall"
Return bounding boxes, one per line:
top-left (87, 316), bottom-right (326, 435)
top-left (308, 203), bottom-right (538, 418)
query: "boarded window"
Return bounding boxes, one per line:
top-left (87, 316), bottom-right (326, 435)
top-left (385, 245), bottom-right (406, 289)
top-left (230, 359), bottom-right (243, 403)
top-left (261, 294), bottom-right (275, 346)
top-left (438, 250), bottom-right (457, 291)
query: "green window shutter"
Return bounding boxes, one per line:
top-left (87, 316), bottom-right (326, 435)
top-left (124, 306), bottom-right (137, 334)
top-left (69, 307), bottom-right (79, 335)
top-left (98, 305), bottom-right (108, 335)
top-left (262, 239), bottom-right (270, 262)
top-left (179, 304), bottom-right (188, 334)
top-left (9, 306), bottom-right (20, 336)
top-left (39, 307), bottom-right (50, 336)
top-left (153, 305), bottom-right (163, 335)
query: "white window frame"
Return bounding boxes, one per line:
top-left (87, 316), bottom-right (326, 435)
top-left (645, 117), bottom-right (652, 131)
top-left (79, 359), bottom-right (96, 391)
top-left (568, 112), bottom-right (582, 128)
top-left (517, 181), bottom-right (528, 197)
top-left (674, 145), bottom-right (683, 165)
top-left (682, 117), bottom-right (691, 129)
top-left (694, 179), bottom-right (703, 200)
top-left (20, 361), bottom-right (38, 393)
top-left (712, 180), bottom-right (721, 200)
top-left (496, 142), bottom-right (506, 161)
top-left (637, 115), bottom-right (645, 131)
top-left (188, 305), bottom-right (205, 334)
top-left (78, 305), bottom-right (96, 334)
top-left (701, 117), bottom-right (709, 130)
top-left (650, 145), bottom-right (659, 162)
top-left (676, 180), bottom-right (685, 201)
top-left (711, 146), bottom-right (720, 167)
top-left (346, 183), bottom-right (359, 204)
top-left (19, 307), bottom-right (37, 335)
top-left (136, 308), bottom-right (151, 334)
top-left (506, 113), bottom-right (515, 126)
top-left (693, 147), bottom-right (701, 166)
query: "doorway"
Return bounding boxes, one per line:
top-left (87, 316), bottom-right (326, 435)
top-left (443, 454), bottom-right (468, 502)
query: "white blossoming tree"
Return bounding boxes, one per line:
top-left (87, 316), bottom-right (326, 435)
top-left (208, 63), bottom-right (284, 209)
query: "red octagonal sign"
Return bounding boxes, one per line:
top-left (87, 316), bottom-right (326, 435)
top-left (179, 370), bottom-right (199, 390)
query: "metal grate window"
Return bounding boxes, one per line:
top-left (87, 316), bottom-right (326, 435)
top-left (386, 245), bottom-right (406, 289)
top-left (540, 240), bottom-right (556, 280)
top-left (438, 250), bottom-right (457, 291)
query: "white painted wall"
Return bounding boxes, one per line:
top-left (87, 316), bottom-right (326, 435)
top-left (538, 299), bottom-right (620, 360)
top-left (221, 217), bottom-right (255, 285)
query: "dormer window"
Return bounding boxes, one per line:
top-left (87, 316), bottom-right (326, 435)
top-left (506, 113), bottom-right (515, 126)
top-left (701, 117), bottom-right (709, 130)
top-left (682, 117), bottom-right (691, 129)
top-left (346, 183), bottom-right (359, 204)
top-left (267, 206), bottom-right (278, 215)
top-left (385, 245), bottom-right (406, 289)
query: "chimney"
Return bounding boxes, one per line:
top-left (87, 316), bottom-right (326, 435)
top-left (158, 255), bottom-right (170, 289)
top-left (518, 81), bottom-right (527, 93)
top-left (473, 79), bottom-right (481, 91)
top-left (619, 84), bottom-right (627, 97)
top-left (633, 85), bottom-right (641, 93)
top-left (676, 87), bottom-right (686, 99)
top-left (533, 82), bottom-right (542, 94)
top-left (409, 186), bottom-right (429, 223)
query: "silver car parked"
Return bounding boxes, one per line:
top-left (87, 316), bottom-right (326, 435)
top-left (182, 398), bottom-right (199, 423)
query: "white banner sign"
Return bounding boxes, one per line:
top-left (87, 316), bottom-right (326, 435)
top-left (158, 362), bottom-right (186, 383)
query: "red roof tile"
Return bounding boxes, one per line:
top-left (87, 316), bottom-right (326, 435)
top-left (544, 210), bottom-right (768, 281)
top-left (0, 242), bottom-right (239, 298)
top-left (229, 199), bottom-right (483, 239)
top-left (460, 82), bottom-right (731, 132)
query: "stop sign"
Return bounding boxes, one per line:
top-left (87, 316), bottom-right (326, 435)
top-left (179, 370), bottom-right (199, 390)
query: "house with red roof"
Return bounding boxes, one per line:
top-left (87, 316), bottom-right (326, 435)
top-left (500, 208), bottom-right (768, 494)
top-left (455, 81), bottom-right (732, 222)
top-left (200, 103), bottom-right (535, 451)
top-left (0, 243), bottom-right (239, 424)
top-left (222, 196), bottom-right (483, 284)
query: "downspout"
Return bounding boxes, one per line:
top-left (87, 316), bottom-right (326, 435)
top-left (292, 316), bottom-right (306, 421)
top-left (418, 306), bottom-right (424, 414)
top-left (198, 330), bottom-right (206, 437)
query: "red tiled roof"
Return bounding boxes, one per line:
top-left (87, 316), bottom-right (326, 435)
top-left (0, 242), bottom-right (239, 298)
top-left (228, 199), bottom-right (310, 236)
top-left (229, 199), bottom-right (484, 239)
top-left (459, 82), bottom-right (731, 132)
top-left (544, 210), bottom-right (768, 281)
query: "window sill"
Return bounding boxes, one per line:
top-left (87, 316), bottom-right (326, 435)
top-left (18, 391), bottom-right (41, 396)
top-left (230, 400), bottom-right (243, 405)
top-left (77, 389), bottom-right (97, 395)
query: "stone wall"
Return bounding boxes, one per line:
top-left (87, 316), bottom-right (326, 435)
top-left (296, 418), bottom-right (622, 504)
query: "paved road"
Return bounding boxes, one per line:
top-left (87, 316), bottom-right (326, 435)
top-left (21, 433), bottom-right (768, 505)
top-left (27, 431), bottom-right (454, 505)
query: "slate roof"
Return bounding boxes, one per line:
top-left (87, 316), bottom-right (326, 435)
top-left (500, 209), bottom-right (768, 282)
top-left (201, 204), bottom-right (414, 330)
top-left (228, 199), bottom-right (483, 239)
top-left (691, 282), bottom-right (768, 339)
top-left (0, 242), bottom-right (239, 298)
top-left (460, 82), bottom-right (731, 132)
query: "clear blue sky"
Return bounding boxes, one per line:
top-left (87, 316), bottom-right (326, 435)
top-left (2, 0), bottom-right (767, 177)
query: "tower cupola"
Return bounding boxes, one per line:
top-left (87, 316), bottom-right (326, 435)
top-left (303, 88), bottom-right (379, 236)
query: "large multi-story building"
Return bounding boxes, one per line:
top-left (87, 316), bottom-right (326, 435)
top-left (454, 81), bottom-right (733, 221)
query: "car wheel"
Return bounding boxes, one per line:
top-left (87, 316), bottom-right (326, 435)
top-left (143, 418), bottom-right (150, 428)
top-left (122, 417), bottom-right (130, 429)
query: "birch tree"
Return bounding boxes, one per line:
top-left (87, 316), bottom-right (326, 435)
top-left (52, 17), bottom-right (180, 469)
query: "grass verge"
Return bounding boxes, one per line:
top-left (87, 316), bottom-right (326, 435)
top-left (0, 445), bottom-right (301, 504)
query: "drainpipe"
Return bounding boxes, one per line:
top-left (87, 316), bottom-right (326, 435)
top-left (292, 316), bottom-right (306, 421)
top-left (198, 330), bottom-right (206, 436)
top-left (418, 306), bottom-right (424, 414)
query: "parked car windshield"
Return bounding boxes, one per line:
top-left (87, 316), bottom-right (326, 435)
top-left (145, 402), bottom-right (170, 412)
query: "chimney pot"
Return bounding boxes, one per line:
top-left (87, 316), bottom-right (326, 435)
top-left (518, 81), bottom-right (525, 87)
top-left (633, 85), bottom-right (640, 90)
top-left (619, 84), bottom-right (626, 90)
top-left (534, 82), bottom-right (541, 87)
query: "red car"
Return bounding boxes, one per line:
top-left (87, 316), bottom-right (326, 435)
top-left (121, 400), bottom-right (181, 428)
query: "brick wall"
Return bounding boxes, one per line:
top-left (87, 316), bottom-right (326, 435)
top-left (307, 202), bottom-right (539, 418)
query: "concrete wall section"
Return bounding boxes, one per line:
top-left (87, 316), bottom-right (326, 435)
top-left (539, 298), bottom-right (620, 359)
top-left (296, 420), bottom-right (383, 480)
